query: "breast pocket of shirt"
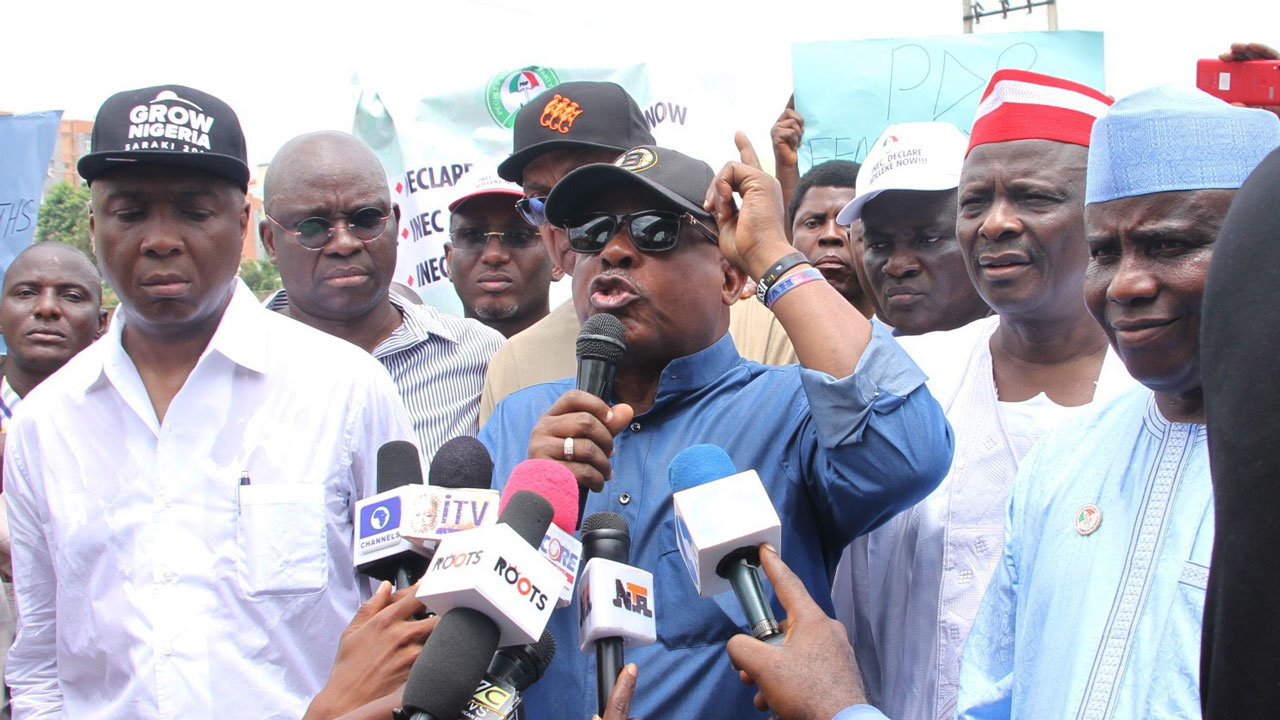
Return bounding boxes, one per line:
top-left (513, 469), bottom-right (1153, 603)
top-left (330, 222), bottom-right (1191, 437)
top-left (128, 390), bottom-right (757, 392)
top-left (656, 549), bottom-right (749, 649)
top-left (236, 483), bottom-right (328, 597)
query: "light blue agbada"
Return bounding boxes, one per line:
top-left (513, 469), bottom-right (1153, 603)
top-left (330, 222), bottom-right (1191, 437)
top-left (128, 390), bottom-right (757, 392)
top-left (957, 385), bottom-right (1212, 720)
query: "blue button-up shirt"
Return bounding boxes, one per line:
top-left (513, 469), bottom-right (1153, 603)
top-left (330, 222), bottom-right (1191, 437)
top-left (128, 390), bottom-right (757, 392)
top-left (480, 324), bottom-right (952, 719)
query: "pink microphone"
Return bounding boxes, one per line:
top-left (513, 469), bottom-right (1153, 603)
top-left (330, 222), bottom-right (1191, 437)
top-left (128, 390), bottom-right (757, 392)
top-left (500, 459), bottom-right (581, 536)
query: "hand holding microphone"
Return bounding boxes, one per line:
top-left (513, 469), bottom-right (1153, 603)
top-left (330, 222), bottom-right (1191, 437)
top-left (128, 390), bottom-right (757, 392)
top-left (304, 581), bottom-right (436, 720)
top-left (726, 545), bottom-right (869, 720)
top-left (527, 314), bottom-right (632, 517)
top-left (668, 444), bottom-right (784, 644)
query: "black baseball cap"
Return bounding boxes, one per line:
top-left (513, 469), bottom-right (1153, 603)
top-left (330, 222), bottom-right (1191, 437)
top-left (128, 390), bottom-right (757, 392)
top-left (78, 84), bottom-right (250, 190)
top-left (496, 81), bottom-right (655, 183)
top-left (544, 146), bottom-right (715, 226)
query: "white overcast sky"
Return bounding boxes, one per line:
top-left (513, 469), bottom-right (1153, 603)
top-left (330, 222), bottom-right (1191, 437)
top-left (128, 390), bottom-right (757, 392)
top-left (5, 0), bottom-right (1276, 167)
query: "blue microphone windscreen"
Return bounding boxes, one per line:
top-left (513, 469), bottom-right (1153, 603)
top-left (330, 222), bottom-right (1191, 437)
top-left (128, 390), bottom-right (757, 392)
top-left (667, 444), bottom-right (737, 493)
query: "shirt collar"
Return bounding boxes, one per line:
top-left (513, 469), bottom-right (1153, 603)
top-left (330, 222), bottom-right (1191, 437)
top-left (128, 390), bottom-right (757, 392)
top-left (264, 287), bottom-right (456, 356)
top-left (1143, 391), bottom-right (1208, 441)
top-left (388, 289), bottom-right (457, 343)
top-left (100, 279), bottom-right (269, 377)
top-left (90, 279), bottom-right (267, 403)
top-left (650, 332), bottom-right (742, 405)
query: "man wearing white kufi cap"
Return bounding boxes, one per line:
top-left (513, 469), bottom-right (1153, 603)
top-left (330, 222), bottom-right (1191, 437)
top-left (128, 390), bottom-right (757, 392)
top-left (958, 85), bottom-right (1280, 720)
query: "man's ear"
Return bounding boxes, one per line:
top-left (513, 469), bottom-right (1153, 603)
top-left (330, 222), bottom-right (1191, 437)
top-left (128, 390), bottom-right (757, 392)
top-left (443, 243), bottom-right (456, 284)
top-left (95, 309), bottom-right (109, 339)
top-left (239, 198), bottom-right (251, 242)
top-left (260, 220), bottom-right (278, 263)
top-left (721, 257), bottom-right (749, 307)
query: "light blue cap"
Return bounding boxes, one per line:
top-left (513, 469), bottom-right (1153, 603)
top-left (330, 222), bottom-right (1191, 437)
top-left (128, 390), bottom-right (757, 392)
top-left (1086, 84), bottom-right (1280, 205)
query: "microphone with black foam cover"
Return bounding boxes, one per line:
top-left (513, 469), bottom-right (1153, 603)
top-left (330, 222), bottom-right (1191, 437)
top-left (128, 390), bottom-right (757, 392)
top-left (399, 606), bottom-right (501, 720)
top-left (400, 437), bottom-right (501, 553)
top-left (667, 444), bottom-right (784, 644)
top-left (577, 512), bottom-right (656, 717)
top-left (459, 630), bottom-right (556, 720)
top-left (355, 440), bottom-right (432, 589)
top-left (574, 313), bottom-right (626, 524)
top-left (416, 459), bottom-right (579, 647)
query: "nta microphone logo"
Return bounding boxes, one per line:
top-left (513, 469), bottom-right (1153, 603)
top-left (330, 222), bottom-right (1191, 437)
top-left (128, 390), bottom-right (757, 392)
top-left (613, 579), bottom-right (653, 618)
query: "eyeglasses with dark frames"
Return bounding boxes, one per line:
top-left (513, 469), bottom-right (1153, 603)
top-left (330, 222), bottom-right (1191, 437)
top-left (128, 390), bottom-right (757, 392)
top-left (265, 207), bottom-right (392, 250)
top-left (563, 210), bottom-right (719, 254)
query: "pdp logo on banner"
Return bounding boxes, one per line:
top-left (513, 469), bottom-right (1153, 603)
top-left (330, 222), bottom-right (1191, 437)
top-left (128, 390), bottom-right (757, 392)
top-left (485, 66), bottom-right (561, 128)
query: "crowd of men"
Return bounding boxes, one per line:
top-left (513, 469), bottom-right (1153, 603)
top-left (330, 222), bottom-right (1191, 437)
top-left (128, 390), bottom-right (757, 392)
top-left (0, 40), bottom-right (1277, 720)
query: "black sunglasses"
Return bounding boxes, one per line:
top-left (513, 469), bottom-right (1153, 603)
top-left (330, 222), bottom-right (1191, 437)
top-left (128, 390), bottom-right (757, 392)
top-left (563, 210), bottom-right (718, 254)
top-left (515, 196), bottom-right (548, 226)
top-left (449, 227), bottom-right (541, 251)
top-left (266, 207), bottom-right (391, 250)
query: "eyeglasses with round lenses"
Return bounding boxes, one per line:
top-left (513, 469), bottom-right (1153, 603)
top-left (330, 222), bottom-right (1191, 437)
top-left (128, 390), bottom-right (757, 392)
top-left (515, 196), bottom-right (548, 226)
top-left (266, 207), bottom-right (392, 250)
top-left (448, 227), bottom-right (542, 251)
top-left (563, 210), bottom-right (719, 254)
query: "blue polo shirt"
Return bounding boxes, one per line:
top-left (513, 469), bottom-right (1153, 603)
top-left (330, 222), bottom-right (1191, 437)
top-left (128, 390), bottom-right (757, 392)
top-left (480, 324), bottom-right (952, 719)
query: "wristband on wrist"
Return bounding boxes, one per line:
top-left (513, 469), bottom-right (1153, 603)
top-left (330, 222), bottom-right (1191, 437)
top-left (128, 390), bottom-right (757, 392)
top-left (755, 251), bottom-right (811, 304)
top-left (765, 266), bottom-right (826, 308)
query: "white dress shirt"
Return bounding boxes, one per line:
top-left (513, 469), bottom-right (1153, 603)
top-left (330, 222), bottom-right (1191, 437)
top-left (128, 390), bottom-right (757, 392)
top-left (835, 316), bottom-right (1135, 720)
top-left (3, 280), bottom-right (414, 719)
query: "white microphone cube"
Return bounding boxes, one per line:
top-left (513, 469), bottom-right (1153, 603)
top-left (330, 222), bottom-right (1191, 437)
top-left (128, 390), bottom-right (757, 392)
top-left (671, 469), bottom-right (782, 598)
top-left (539, 523), bottom-right (583, 608)
top-left (576, 557), bottom-right (657, 653)
top-left (354, 485), bottom-right (436, 568)
top-left (399, 487), bottom-right (500, 553)
top-left (416, 524), bottom-right (562, 646)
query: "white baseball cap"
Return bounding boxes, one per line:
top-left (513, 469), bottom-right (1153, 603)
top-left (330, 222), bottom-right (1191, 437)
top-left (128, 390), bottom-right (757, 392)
top-left (836, 122), bottom-right (968, 225)
top-left (448, 165), bottom-right (524, 212)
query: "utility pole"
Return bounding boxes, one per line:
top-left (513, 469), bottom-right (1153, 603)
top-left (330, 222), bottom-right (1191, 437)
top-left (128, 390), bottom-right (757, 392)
top-left (963, 0), bottom-right (1059, 33)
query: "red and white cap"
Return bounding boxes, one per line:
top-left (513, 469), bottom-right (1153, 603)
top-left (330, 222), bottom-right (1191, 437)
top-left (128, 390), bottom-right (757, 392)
top-left (448, 165), bottom-right (524, 212)
top-left (967, 69), bottom-right (1113, 156)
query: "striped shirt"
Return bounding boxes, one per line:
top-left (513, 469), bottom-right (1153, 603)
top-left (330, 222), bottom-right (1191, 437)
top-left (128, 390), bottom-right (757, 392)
top-left (266, 290), bottom-right (504, 463)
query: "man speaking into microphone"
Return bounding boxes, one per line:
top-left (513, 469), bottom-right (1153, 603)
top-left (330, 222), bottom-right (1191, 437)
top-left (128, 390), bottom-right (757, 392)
top-left (479, 139), bottom-right (952, 718)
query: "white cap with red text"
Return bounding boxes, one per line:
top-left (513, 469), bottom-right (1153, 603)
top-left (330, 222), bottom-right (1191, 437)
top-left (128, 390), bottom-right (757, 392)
top-left (836, 121), bottom-right (968, 225)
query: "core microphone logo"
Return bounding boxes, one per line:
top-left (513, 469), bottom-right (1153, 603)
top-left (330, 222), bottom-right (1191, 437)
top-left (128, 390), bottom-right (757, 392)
top-left (359, 497), bottom-right (401, 539)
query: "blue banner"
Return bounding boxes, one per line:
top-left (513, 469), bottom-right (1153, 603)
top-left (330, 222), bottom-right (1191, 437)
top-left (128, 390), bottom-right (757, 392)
top-left (0, 111), bottom-right (63, 271)
top-left (792, 31), bottom-right (1105, 172)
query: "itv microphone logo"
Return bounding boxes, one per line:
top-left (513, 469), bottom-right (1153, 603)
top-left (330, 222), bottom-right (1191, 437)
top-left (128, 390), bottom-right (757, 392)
top-left (359, 497), bottom-right (401, 539)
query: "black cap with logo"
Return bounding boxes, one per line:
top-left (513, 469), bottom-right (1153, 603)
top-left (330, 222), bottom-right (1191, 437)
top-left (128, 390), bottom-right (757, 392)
top-left (497, 81), bottom-right (656, 183)
top-left (77, 84), bottom-right (250, 190)
top-left (543, 146), bottom-right (715, 227)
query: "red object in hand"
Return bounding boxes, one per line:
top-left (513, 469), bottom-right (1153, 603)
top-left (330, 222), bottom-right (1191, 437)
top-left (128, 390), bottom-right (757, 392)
top-left (1197, 59), bottom-right (1280, 106)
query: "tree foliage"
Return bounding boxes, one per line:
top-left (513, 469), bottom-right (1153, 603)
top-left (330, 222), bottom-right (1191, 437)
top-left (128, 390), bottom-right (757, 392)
top-left (35, 181), bottom-right (94, 265)
top-left (238, 259), bottom-right (282, 301)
